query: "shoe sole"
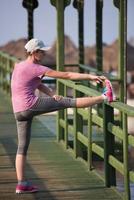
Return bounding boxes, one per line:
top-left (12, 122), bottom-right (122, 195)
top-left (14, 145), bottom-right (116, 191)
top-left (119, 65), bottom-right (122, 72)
top-left (16, 189), bottom-right (38, 194)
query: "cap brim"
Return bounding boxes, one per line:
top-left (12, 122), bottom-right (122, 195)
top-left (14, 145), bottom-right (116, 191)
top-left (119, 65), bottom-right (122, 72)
top-left (40, 46), bottom-right (51, 51)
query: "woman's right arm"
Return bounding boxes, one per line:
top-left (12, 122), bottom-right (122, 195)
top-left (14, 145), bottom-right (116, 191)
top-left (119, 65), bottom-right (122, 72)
top-left (45, 69), bottom-right (105, 83)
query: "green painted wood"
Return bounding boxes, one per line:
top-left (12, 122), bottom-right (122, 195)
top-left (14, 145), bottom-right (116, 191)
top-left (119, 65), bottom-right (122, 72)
top-left (73, 0), bottom-right (85, 67)
top-left (50, 0), bottom-right (71, 9)
top-left (96, 0), bottom-right (103, 72)
top-left (129, 171), bottom-right (134, 182)
top-left (74, 105), bottom-right (77, 158)
top-left (0, 52), bottom-right (17, 94)
top-left (111, 102), bottom-right (134, 116)
top-left (59, 118), bottom-right (66, 128)
top-left (0, 51), bottom-right (18, 62)
top-left (56, 77), bottom-right (134, 199)
top-left (55, 0), bottom-right (64, 71)
top-left (64, 85), bottom-right (68, 149)
top-left (77, 108), bottom-right (103, 126)
top-left (103, 104), bottom-right (116, 187)
top-left (92, 113), bottom-right (103, 127)
top-left (107, 118), bottom-right (131, 184)
top-left (58, 119), bottom-right (74, 135)
top-left (96, 0), bottom-right (103, 117)
top-left (73, 1), bottom-right (85, 68)
top-left (57, 82), bottom-right (64, 141)
top-left (108, 122), bottom-right (123, 140)
top-left (109, 155), bottom-right (124, 175)
top-left (75, 93), bottom-right (84, 158)
top-left (78, 7), bottom-right (84, 66)
top-left (77, 108), bottom-right (88, 120)
top-left (128, 135), bottom-right (134, 146)
top-left (87, 108), bottom-right (92, 170)
top-left (73, 88), bottom-right (77, 158)
top-left (123, 113), bottom-right (130, 200)
top-left (77, 131), bottom-right (88, 146)
top-left (0, 89), bottom-right (122, 200)
top-left (92, 143), bottom-right (104, 158)
top-left (55, 0), bottom-right (65, 143)
top-left (118, 0), bottom-right (127, 103)
top-left (68, 124), bottom-right (74, 133)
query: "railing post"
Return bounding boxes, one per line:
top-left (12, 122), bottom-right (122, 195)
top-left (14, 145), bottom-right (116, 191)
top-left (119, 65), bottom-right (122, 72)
top-left (113, 0), bottom-right (127, 103)
top-left (103, 103), bottom-right (116, 187)
top-left (57, 81), bottom-right (65, 141)
top-left (50, 0), bottom-right (65, 142)
top-left (56, 0), bottom-right (65, 142)
top-left (87, 107), bottom-right (93, 170)
top-left (64, 85), bottom-right (68, 149)
top-left (96, 0), bottom-right (103, 115)
top-left (74, 89), bottom-right (83, 158)
top-left (119, 0), bottom-right (127, 103)
top-left (123, 113), bottom-right (130, 200)
top-left (74, 105), bottom-right (78, 158)
top-left (73, 0), bottom-right (84, 69)
top-left (96, 0), bottom-right (103, 72)
top-left (50, 0), bottom-right (71, 142)
top-left (3, 57), bottom-right (6, 91)
top-left (6, 59), bottom-right (10, 93)
top-left (0, 54), bottom-right (1, 88)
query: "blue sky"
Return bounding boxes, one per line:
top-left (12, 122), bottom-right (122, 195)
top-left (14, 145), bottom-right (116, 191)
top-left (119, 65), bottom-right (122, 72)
top-left (0, 0), bottom-right (133, 46)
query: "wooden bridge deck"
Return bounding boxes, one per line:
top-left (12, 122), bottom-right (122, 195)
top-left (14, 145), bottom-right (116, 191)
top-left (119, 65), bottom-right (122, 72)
top-left (0, 90), bottom-right (122, 200)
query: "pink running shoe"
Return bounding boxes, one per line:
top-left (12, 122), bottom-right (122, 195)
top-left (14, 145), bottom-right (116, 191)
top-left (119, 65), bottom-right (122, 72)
top-left (102, 79), bottom-right (115, 102)
top-left (16, 182), bottom-right (39, 194)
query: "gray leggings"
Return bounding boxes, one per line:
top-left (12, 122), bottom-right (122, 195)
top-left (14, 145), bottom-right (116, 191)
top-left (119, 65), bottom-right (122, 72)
top-left (15, 97), bottom-right (76, 155)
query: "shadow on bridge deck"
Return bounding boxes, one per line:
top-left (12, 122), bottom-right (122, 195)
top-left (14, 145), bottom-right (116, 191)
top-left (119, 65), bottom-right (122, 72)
top-left (0, 89), bottom-right (122, 200)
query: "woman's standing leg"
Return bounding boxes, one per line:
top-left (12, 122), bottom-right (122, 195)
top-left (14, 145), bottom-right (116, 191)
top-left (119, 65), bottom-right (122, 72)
top-left (15, 119), bottom-right (32, 182)
top-left (15, 117), bottom-right (38, 193)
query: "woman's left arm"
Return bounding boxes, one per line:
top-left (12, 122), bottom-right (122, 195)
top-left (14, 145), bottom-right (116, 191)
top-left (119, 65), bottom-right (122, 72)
top-left (37, 83), bottom-right (54, 97)
top-left (37, 83), bottom-right (63, 101)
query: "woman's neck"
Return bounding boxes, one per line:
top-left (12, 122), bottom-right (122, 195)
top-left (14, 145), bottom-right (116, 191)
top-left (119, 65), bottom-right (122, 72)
top-left (26, 56), bottom-right (39, 64)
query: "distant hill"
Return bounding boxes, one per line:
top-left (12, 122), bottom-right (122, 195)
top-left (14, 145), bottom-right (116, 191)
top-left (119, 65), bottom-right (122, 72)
top-left (0, 35), bottom-right (134, 72)
top-left (85, 39), bottom-right (134, 72)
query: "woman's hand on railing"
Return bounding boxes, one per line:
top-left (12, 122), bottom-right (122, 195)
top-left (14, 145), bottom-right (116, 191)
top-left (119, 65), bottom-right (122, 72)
top-left (53, 95), bottom-right (63, 101)
top-left (89, 75), bottom-right (106, 84)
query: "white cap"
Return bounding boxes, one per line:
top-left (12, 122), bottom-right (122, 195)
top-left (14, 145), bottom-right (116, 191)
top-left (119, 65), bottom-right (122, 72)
top-left (25, 38), bottom-right (51, 53)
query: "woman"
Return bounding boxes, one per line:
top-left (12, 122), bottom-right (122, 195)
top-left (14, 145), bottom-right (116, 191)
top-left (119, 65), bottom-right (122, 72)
top-left (11, 38), bottom-right (114, 194)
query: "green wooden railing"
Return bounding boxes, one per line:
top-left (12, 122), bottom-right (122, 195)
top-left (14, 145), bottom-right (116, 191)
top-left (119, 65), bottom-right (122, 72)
top-left (0, 52), bottom-right (18, 94)
top-left (0, 51), bottom-right (134, 200)
top-left (56, 78), bottom-right (134, 200)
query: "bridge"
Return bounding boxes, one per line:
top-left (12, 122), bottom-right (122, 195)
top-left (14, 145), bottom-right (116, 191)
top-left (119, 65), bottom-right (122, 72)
top-left (0, 1), bottom-right (134, 200)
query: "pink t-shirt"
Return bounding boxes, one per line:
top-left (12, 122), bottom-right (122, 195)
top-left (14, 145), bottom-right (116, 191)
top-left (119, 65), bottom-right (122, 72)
top-left (11, 61), bottom-right (51, 113)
